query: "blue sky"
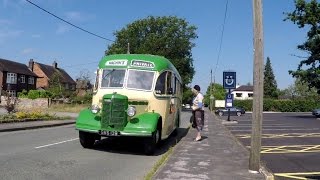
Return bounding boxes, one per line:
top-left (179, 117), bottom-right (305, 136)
top-left (0, 0), bottom-right (310, 92)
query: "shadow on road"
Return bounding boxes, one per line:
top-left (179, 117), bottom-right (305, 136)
top-left (90, 127), bottom-right (189, 156)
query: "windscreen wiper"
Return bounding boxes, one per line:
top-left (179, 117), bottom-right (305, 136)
top-left (102, 69), bottom-right (115, 79)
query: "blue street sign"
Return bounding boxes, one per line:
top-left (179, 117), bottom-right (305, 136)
top-left (225, 93), bottom-right (234, 108)
top-left (223, 71), bottom-right (236, 89)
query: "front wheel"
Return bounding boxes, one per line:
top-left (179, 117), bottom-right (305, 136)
top-left (79, 131), bottom-right (96, 148)
top-left (236, 112), bottom-right (241, 116)
top-left (218, 112), bottom-right (223, 116)
top-left (144, 128), bottom-right (161, 155)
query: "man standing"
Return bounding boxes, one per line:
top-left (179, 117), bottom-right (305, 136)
top-left (192, 85), bottom-right (204, 141)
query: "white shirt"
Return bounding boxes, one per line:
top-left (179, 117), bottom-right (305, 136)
top-left (192, 92), bottom-right (204, 111)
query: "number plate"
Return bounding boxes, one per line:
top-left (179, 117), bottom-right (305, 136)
top-left (100, 130), bottom-right (120, 136)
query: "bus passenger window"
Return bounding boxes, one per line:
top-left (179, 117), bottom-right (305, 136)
top-left (155, 72), bottom-right (166, 95)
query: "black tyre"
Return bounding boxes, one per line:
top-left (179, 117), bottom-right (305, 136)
top-left (236, 111), bottom-right (241, 116)
top-left (79, 131), bottom-right (95, 148)
top-left (144, 127), bottom-right (161, 155)
top-left (218, 111), bottom-right (223, 116)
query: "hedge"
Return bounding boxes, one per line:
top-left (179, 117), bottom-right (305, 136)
top-left (234, 99), bottom-right (320, 112)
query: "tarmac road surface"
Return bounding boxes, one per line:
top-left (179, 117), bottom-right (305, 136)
top-left (0, 111), bottom-right (191, 180)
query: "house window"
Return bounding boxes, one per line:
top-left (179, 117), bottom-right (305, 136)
top-left (6, 73), bottom-right (17, 84)
top-left (20, 75), bottom-right (25, 83)
top-left (28, 77), bottom-right (35, 84)
top-left (65, 83), bottom-right (69, 90)
top-left (248, 93), bottom-right (253, 97)
top-left (236, 93), bottom-right (242, 97)
top-left (71, 84), bottom-right (75, 90)
top-left (7, 90), bottom-right (16, 97)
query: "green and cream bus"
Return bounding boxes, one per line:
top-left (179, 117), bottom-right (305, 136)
top-left (76, 54), bottom-right (182, 154)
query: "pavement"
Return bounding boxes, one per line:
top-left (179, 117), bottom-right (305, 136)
top-left (153, 109), bottom-right (272, 180)
top-left (0, 119), bottom-right (75, 132)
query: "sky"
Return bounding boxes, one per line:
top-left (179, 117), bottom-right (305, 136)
top-left (0, 0), bottom-right (311, 93)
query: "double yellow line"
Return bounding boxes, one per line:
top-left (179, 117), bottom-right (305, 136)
top-left (274, 172), bottom-right (320, 179)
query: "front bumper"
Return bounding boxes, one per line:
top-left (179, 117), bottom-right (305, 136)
top-left (76, 128), bottom-right (152, 137)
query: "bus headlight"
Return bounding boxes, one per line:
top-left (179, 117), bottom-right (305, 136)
top-left (127, 106), bottom-right (136, 117)
top-left (91, 104), bottom-right (100, 114)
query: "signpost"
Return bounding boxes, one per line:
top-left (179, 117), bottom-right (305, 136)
top-left (223, 71), bottom-right (236, 121)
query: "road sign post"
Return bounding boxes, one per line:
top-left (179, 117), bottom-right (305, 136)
top-left (223, 71), bottom-right (236, 121)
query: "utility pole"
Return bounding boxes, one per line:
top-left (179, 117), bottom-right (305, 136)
top-left (210, 69), bottom-right (213, 111)
top-left (249, 0), bottom-right (264, 172)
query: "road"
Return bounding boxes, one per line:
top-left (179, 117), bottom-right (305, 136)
top-left (220, 112), bottom-right (320, 180)
top-left (0, 111), bottom-right (191, 180)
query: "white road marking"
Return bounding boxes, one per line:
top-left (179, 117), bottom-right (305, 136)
top-left (230, 128), bottom-right (320, 132)
top-left (35, 138), bottom-right (79, 149)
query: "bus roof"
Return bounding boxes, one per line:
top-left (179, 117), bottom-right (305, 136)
top-left (99, 54), bottom-right (182, 81)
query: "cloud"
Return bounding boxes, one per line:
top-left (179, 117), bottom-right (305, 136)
top-left (0, 19), bottom-right (12, 25)
top-left (0, 29), bottom-right (23, 38)
top-left (0, 29), bottom-right (23, 44)
top-left (55, 11), bottom-right (94, 34)
top-left (56, 24), bottom-right (70, 34)
top-left (2, 0), bottom-right (25, 8)
top-left (21, 48), bottom-right (34, 54)
top-left (31, 34), bottom-right (41, 38)
top-left (65, 11), bottom-right (94, 22)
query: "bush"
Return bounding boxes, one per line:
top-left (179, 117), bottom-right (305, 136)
top-left (18, 89), bottom-right (28, 98)
top-left (15, 110), bottom-right (54, 119)
top-left (234, 99), bottom-right (320, 112)
top-left (18, 90), bottom-right (52, 99)
top-left (27, 90), bottom-right (40, 99)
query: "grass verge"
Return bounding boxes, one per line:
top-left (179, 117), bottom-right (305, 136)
top-left (144, 147), bottom-right (174, 180)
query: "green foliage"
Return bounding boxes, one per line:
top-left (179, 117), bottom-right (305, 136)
top-left (285, 0), bottom-right (320, 93)
top-left (204, 83), bottom-right (226, 105)
top-left (27, 90), bottom-right (40, 100)
top-left (234, 99), bottom-right (320, 112)
top-left (264, 57), bottom-right (278, 99)
top-left (279, 78), bottom-right (319, 99)
top-left (182, 87), bottom-right (193, 104)
top-left (106, 16), bottom-right (198, 85)
top-left (0, 110), bottom-right (67, 123)
top-left (48, 71), bottom-right (65, 98)
top-left (18, 90), bottom-right (53, 99)
top-left (70, 93), bottom-right (92, 104)
top-left (18, 89), bottom-right (28, 98)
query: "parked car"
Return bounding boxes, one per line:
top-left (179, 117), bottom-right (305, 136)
top-left (312, 109), bottom-right (320, 117)
top-left (185, 104), bottom-right (191, 109)
top-left (215, 107), bottom-right (245, 116)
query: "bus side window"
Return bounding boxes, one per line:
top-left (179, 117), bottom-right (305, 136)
top-left (155, 72), bottom-right (166, 95)
top-left (94, 69), bottom-right (99, 91)
top-left (166, 72), bottom-right (172, 95)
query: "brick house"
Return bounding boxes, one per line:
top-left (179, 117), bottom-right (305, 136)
top-left (0, 58), bottom-right (38, 97)
top-left (28, 59), bottom-right (76, 91)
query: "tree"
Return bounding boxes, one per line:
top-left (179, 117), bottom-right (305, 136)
top-left (76, 69), bottom-right (92, 83)
top-left (204, 83), bottom-right (226, 105)
top-left (280, 77), bottom-right (319, 99)
top-left (182, 87), bottom-right (193, 104)
top-left (105, 16), bottom-right (198, 85)
top-left (285, 0), bottom-right (320, 93)
top-left (48, 72), bottom-right (65, 98)
top-left (264, 57), bottom-right (278, 98)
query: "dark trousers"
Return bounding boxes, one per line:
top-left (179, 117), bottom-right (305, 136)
top-left (191, 110), bottom-right (204, 130)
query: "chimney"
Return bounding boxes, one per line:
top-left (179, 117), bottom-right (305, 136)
top-left (53, 61), bottom-right (58, 69)
top-left (29, 59), bottom-right (34, 71)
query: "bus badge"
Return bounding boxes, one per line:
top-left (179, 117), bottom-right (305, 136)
top-left (131, 60), bottom-right (155, 68)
